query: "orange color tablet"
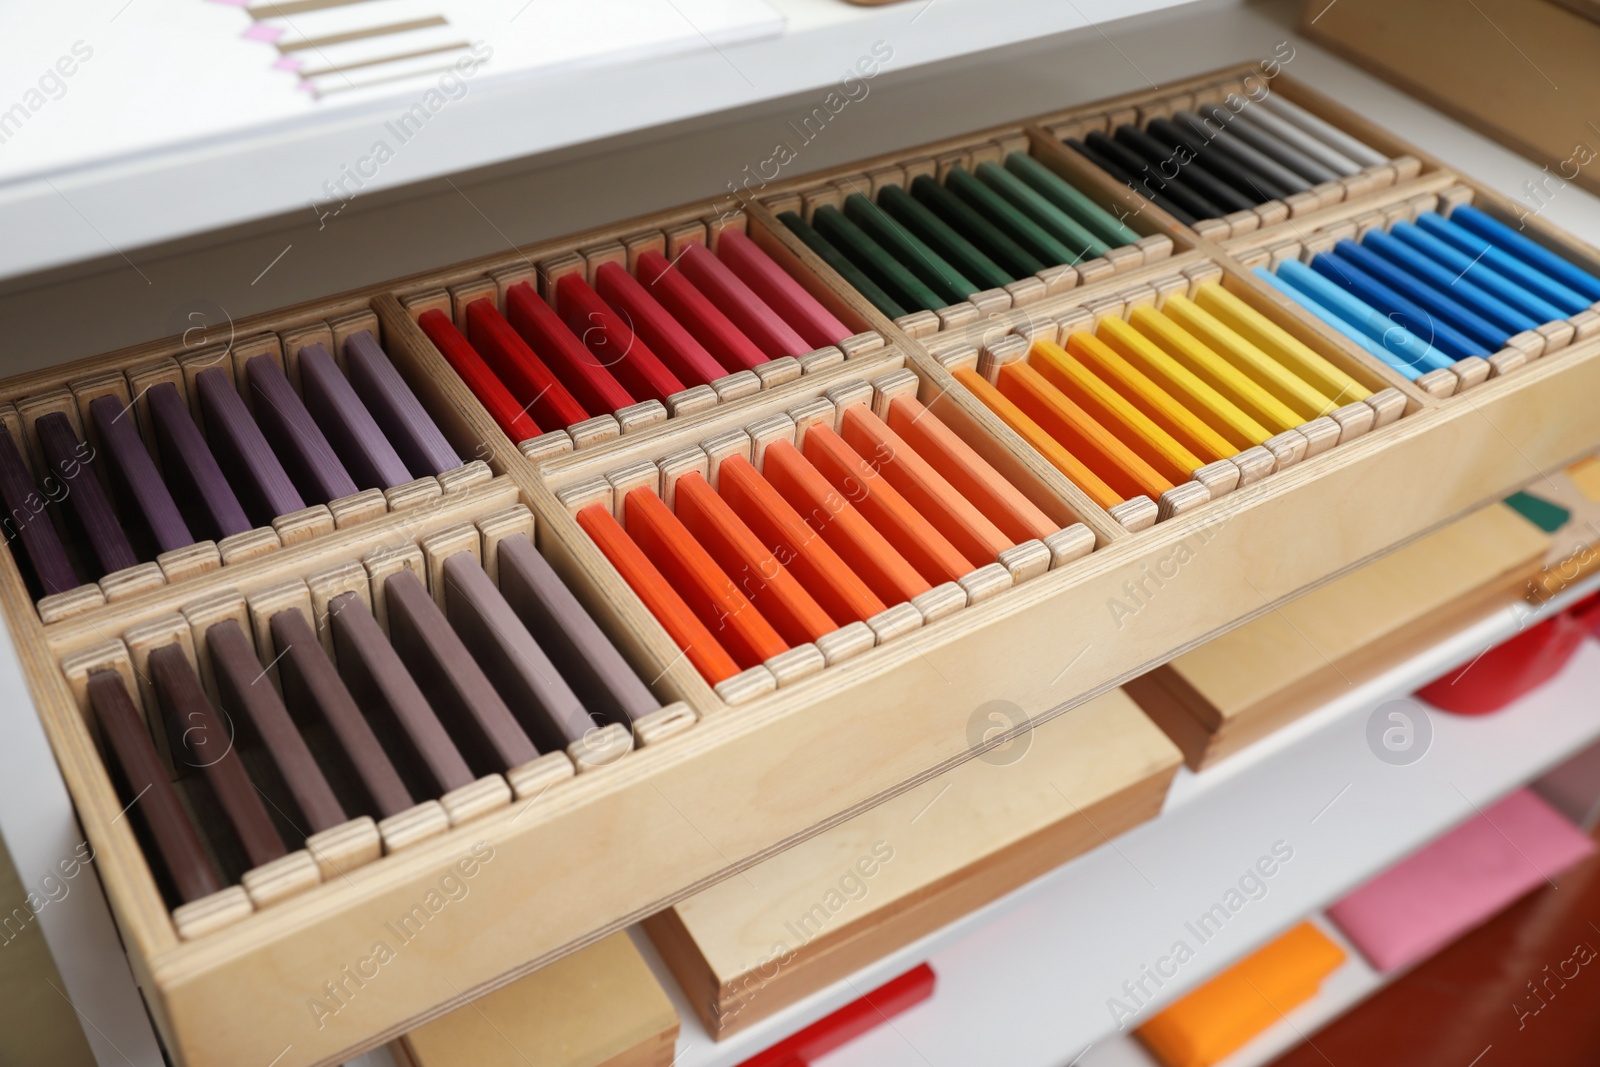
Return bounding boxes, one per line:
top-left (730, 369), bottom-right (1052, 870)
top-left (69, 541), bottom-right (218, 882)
top-left (801, 422), bottom-right (976, 582)
top-left (624, 487), bottom-right (788, 669)
top-left (763, 441), bottom-right (932, 606)
top-left (1028, 340), bottom-right (1204, 484)
top-left (674, 471), bottom-right (838, 646)
top-left (949, 368), bottom-right (1125, 509)
top-left (718, 454), bottom-right (886, 624)
top-left (576, 504), bottom-right (739, 684)
top-left (878, 396), bottom-right (1057, 544)
top-left (841, 405), bottom-right (1013, 564)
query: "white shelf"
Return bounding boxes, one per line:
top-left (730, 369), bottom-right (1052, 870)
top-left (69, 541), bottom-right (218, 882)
top-left (0, 0), bottom-right (1199, 282)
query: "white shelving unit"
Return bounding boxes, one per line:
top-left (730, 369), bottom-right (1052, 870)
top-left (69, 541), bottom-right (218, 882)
top-left (0, 0), bottom-right (1198, 282)
top-left (8, 2), bottom-right (1600, 1066)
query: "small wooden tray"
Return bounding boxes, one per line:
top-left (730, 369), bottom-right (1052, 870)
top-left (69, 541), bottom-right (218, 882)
top-left (646, 688), bottom-right (1180, 1037)
top-left (393, 931), bottom-right (677, 1067)
top-left (1125, 502), bottom-right (1551, 769)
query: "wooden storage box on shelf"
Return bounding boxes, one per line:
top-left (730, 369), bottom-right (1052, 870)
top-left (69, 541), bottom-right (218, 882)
top-left (647, 688), bottom-right (1181, 1038)
top-left (29, 473), bottom-right (702, 1067)
top-left (1031, 66), bottom-right (1435, 244)
top-left (2, 294), bottom-right (497, 629)
top-left (1125, 501), bottom-right (1551, 770)
top-left (746, 118), bottom-right (1191, 343)
top-left (384, 201), bottom-right (889, 468)
top-left (1223, 176), bottom-right (1600, 398)
top-left (906, 252), bottom-right (1422, 531)
top-left (392, 931), bottom-right (678, 1067)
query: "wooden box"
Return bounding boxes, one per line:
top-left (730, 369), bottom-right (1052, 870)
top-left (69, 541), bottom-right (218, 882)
top-left (1125, 502), bottom-right (1551, 769)
top-left (383, 202), bottom-right (892, 466)
top-left (1030, 66), bottom-right (1435, 243)
top-left (393, 931), bottom-right (677, 1067)
top-left (646, 688), bottom-right (1181, 1037)
top-left (0, 299), bottom-right (495, 626)
top-left (2, 64), bottom-right (1599, 1067)
top-left (1222, 176), bottom-right (1600, 398)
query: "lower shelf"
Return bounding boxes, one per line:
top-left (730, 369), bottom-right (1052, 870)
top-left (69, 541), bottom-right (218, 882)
top-left (1074, 917), bottom-right (1382, 1067)
top-left (649, 569), bottom-right (1600, 1067)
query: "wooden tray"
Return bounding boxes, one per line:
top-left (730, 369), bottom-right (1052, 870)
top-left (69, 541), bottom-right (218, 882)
top-left (1221, 178), bottom-right (1600, 399)
top-left (1028, 66), bottom-right (1434, 243)
top-left (383, 201), bottom-right (891, 466)
top-left (1125, 502), bottom-right (1551, 769)
top-left (646, 688), bottom-right (1180, 1038)
top-left (0, 300), bottom-right (495, 625)
top-left (392, 931), bottom-right (677, 1067)
top-left (748, 117), bottom-right (1191, 343)
top-left (3, 63), bottom-right (1600, 1067)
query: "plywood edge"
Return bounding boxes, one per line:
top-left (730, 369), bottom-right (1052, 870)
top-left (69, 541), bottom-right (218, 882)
top-left (682, 759), bottom-right (1176, 1038)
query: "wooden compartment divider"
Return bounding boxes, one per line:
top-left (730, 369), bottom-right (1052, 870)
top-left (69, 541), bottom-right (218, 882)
top-left (1222, 177), bottom-right (1600, 398)
top-left (1030, 66), bottom-right (1433, 243)
top-left (746, 119), bottom-right (1189, 343)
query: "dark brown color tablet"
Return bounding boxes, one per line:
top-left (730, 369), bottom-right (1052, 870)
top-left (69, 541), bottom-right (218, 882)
top-left (442, 552), bottom-right (591, 750)
top-left (497, 533), bottom-right (658, 727)
top-left (270, 608), bottom-right (414, 819)
top-left (194, 367), bottom-right (304, 527)
top-left (327, 591), bottom-right (473, 798)
top-left (343, 331), bottom-right (460, 477)
top-left (207, 618), bottom-right (345, 836)
top-left (245, 355), bottom-right (358, 505)
top-left (147, 383), bottom-right (252, 542)
top-left (149, 644), bottom-right (286, 870)
top-left (383, 568), bottom-right (538, 774)
top-left (87, 669), bottom-right (220, 903)
top-left (35, 412), bottom-right (137, 579)
top-left (0, 423), bottom-right (81, 595)
top-left (89, 394), bottom-right (193, 555)
top-left (298, 344), bottom-right (412, 490)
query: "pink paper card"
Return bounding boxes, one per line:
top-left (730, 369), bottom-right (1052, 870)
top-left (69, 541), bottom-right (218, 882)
top-left (1328, 789), bottom-right (1594, 973)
